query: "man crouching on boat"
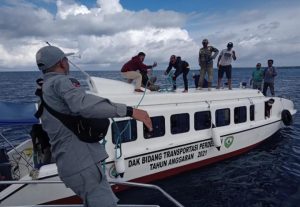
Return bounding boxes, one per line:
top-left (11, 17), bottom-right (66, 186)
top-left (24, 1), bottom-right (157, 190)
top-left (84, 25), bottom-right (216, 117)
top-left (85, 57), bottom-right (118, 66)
top-left (35, 45), bottom-right (153, 207)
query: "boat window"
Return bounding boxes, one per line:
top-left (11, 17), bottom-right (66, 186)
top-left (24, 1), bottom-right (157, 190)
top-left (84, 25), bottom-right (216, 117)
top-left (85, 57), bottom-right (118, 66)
top-left (111, 120), bottom-right (137, 144)
top-left (143, 116), bottom-right (165, 139)
top-left (250, 105), bottom-right (255, 121)
top-left (194, 111), bottom-right (211, 130)
top-left (215, 108), bottom-right (230, 127)
top-left (171, 113), bottom-right (190, 134)
top-left (234, 106), bottom-right (247, 124)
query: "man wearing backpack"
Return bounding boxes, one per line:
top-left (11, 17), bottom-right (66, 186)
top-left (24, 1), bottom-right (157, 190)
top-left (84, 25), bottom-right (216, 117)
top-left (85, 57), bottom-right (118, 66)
top-left (35, 45), bottom-right (153, 207)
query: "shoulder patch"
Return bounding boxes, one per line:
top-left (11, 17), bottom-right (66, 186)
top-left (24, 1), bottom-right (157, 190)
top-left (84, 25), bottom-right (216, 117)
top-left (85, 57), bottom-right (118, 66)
top-left (69, 78), bottom-right (81, 87)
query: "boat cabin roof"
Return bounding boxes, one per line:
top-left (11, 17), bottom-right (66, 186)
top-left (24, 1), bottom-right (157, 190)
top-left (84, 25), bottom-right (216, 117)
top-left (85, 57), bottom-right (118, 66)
top-left (88, 77), bottom-right (265, 106)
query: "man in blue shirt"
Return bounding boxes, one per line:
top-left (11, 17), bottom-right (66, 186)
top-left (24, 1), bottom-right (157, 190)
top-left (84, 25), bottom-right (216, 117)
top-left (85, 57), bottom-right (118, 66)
top-left (263, 59), bottom-right (277, 96)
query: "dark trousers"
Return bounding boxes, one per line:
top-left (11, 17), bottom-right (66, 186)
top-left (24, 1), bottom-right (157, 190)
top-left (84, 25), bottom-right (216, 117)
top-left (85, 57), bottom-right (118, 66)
top-left (173, 68), bottom-right (189, 90)
top-left (141, 71), bottom-right (149, 87)
top-left (263, 82), bottom-right (275, 96)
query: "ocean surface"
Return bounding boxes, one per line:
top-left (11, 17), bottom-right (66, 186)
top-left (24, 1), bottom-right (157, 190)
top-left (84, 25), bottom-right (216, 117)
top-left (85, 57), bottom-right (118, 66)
top-left (0, 67), bottom-right (299, 207)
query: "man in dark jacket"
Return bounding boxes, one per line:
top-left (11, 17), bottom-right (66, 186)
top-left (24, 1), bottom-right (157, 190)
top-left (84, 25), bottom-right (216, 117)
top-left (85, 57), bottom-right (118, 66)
top-left (121, 52), bottom-right (157, 92)
top-left (164, 55), bottom-right (190, 92)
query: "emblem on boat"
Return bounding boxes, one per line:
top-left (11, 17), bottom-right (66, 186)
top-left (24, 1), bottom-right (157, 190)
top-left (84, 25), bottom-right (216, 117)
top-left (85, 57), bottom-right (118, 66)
top-left (224, 136), bottom-right (234, 148)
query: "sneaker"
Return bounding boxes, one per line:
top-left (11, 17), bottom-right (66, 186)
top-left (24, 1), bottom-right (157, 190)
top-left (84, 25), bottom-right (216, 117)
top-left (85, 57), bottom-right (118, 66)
top-left (182, 90), bottom-right (188, 93)
top-left (196, 87), bottom-right (202, 90)
top-left (134, 89), bottom-right (144, 93)
top-left (208, 88), bottom-right (212, 91)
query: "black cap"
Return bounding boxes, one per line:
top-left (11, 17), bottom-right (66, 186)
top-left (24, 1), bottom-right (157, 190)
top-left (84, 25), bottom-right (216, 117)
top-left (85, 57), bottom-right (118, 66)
top-left (227, 42), bottom-right (233, 47)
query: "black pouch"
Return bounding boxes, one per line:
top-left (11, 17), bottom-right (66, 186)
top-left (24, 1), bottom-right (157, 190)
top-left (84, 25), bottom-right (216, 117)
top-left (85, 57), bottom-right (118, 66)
top-left (74, 117), bottom-right (110, 143)
top-left (35, 99), bottom-right (110, 143)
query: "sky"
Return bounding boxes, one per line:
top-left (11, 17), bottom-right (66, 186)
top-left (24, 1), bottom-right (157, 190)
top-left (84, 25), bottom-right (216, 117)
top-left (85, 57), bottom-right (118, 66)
top-left (0, 0), bottom-right (300, 71)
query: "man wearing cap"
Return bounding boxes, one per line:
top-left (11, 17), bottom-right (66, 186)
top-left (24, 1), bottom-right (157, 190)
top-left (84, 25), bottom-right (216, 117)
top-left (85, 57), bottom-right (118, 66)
top-left (36, 45), bottom-right (153, 207)
top-left (198, 39), bottom-right (219, 90)
top-left (217, 42), bottom-right (237, 90)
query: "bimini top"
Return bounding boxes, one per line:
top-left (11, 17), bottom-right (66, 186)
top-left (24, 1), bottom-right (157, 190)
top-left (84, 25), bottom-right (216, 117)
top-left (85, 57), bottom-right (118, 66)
top-left (0, 102), bottom-right (39, 126)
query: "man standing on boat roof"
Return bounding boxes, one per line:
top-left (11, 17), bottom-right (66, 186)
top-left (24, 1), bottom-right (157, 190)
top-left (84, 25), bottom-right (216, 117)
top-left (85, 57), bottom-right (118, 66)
top-left (263, 59), bottom-right (277, 96)
top-left (35, 45), bottom-right (153, 207)
top-left (217, 42), bottom-right (237, 90)
top-left (121, 52), bottom-right (157, 92)
top-left (250, 62), bottom-right (264, 90)
top-left (197, 38), bottom-right (219, 90)
top-left (164, 55), bottom-right (190, 93)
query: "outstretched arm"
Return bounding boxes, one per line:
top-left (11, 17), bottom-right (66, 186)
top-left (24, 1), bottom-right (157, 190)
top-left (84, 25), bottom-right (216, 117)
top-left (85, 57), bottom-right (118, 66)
top-left (132, 108), bottom-right (153, 131)
top-left (164, 62), bottom-right (173, 75)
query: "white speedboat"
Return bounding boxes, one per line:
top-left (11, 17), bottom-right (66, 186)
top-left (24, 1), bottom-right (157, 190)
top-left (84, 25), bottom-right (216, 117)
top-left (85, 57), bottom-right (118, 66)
top-left (0, 76), bottom-right (296, 206)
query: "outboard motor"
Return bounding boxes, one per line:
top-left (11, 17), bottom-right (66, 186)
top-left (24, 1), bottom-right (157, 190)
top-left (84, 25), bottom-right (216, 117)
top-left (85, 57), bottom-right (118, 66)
top-left (0, 148), bottom-right (12, 191)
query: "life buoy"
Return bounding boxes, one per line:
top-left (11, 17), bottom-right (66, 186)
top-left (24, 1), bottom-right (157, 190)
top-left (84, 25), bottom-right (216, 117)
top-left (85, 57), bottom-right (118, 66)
top-left (281, 110), bottom-right (293, 126)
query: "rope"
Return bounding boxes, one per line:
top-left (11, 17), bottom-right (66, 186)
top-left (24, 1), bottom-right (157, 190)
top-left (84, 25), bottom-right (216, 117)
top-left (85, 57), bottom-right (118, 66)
top-left (158, 71), bottom-right (175, 92)
top-left (112, 78), bottom-right (148, 160)
top-left (107, 70), bottom-right (176, 172)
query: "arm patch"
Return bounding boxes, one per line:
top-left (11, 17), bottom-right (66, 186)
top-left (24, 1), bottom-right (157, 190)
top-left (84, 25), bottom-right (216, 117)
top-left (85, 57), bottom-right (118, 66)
top-left (69, 78), bottom-right (81, 87)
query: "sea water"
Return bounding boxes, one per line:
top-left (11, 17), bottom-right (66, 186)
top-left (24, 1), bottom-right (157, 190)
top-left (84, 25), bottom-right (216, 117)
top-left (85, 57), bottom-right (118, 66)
top-left (0, 68), bottom-right (299, 207)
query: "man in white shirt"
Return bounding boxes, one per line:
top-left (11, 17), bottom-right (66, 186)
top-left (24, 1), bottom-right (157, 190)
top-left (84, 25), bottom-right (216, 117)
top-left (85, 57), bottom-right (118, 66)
top-left (217, 42), bottom-right (237, 89)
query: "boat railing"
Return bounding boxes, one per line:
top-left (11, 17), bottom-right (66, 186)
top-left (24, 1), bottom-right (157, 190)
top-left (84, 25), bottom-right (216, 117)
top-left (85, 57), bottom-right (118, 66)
top-left (0, 180), bottom-right (184, 207)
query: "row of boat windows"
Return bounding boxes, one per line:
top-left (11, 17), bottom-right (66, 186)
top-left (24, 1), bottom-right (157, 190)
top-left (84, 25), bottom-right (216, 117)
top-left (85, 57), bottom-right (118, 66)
top-left (111, 105), bottom-right (255, 144)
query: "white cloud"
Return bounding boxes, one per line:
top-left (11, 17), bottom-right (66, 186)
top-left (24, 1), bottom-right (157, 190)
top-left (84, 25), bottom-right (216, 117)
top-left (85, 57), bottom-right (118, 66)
top-left (96, 0), bottom-right (123, 14)
top-left (187, 6), bottom-right (300, 67)
top-left (57, 0), bottom-right (91, 19)
top-left (0, 0), bottom-right (190, 70)
top-left (0, 0), bottom-right (299, 71)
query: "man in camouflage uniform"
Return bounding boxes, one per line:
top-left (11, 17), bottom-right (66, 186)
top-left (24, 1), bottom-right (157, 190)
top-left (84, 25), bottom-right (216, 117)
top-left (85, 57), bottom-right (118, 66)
top-left (197, 39), bottom-right (219, 90)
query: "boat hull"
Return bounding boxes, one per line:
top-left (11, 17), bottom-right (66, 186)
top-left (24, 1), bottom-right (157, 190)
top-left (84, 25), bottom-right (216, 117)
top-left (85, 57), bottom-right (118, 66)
top-left (0, 120), bottom-right (282, 206)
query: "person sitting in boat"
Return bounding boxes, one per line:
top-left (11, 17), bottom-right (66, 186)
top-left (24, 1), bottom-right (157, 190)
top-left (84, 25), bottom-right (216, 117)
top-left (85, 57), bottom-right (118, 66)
top-left (30, 124), bottom-right (52, 167)
top-left (35, 45), bottom-right (153, 207)
top-left (164, 55), bottom-right (190, 93)
top-left (121, 52), bottom-right (157, 93)
top-left (263, 59), bottom-right (277, 96)
top-left (192, 73), bottom-right (208, 88)
top-left (250, 63), bottom-right (264, 90)
top-left (217, 42), bottom-right (237, 90)
top-left (31, 78), bottom-right (53, 167)
top-left (140, 70), bottom-right (160, 91)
